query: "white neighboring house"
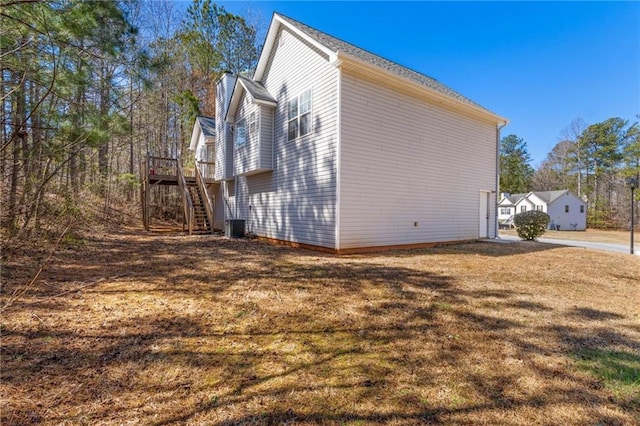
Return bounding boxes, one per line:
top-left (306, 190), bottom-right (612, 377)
top-left (498, 190), bottom-right (587, 231)
top-left (190, 13), bottom-right (508, 253)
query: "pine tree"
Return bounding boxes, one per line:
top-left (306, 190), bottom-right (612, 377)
top-left (499, 134), bottom-right (534, 194)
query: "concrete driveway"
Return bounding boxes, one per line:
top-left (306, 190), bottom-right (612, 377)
top-left (497, 233), bottom-right (639, 256)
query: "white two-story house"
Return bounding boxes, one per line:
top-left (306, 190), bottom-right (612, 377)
top-left (498, 190), bottom-right (587, 231)
top-left (191, 13), bottom-right (508, 253)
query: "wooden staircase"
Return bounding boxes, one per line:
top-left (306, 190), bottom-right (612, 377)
top-left (187, 182), bottom-right (211, 234)
top-left (141, 155), bottom-right (215, 235)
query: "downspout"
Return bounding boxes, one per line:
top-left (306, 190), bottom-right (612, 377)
top-left (495, 120), bottom-right (508, 238)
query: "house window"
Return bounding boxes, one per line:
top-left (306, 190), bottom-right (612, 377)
top-left (236, 119), bottom-right (246, 147)
top-left (500, 208), bottom-right (510, 215)
top-left (580, 205), bottom-right (584, 213)
top-left (520, 206), bottom-right (527, 213)
top-left (249, 111), bottom-right (257, 134)
top-left (288, 89), bottom-right (312, 141)
top-left (536, 205), bottom-right (543, 211)
top-left (565, 205), bottom-right (569, 213)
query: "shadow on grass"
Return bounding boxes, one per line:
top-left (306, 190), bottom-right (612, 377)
top-left (2, 229), bottom-right (638, 425)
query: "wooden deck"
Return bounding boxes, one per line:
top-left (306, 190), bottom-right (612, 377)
top-left (146, 156), bottom-right (216, 185)
top-left (141, 155), bottom-right (216, 234)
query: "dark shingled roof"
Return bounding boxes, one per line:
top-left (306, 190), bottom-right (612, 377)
top-left (277, 13), bottom-right (497, 116)
top-left (531, 190), bottom-right (568, 204)
top-left (503, 190), bottom-right (573, 206)
top-left (196, 116), bottom-right (216, 137)
top-left (238, 76), bottom-right (276, 104)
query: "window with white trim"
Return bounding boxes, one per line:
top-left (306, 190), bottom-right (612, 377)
top-left (520, 206), bottom-right (527, 213)
top-left (288, 89), bottom-right (312, 141)
top-left (536, 205), bottom-right (544, 211)
top-left (249, 111), bottom-right (257, 134)
top-left (500, 208), bottom-right (511, 215)
top-left (236, 119), bottom-right (246, 147)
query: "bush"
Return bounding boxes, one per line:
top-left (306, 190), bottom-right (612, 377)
top-left (514, 210), bottom-right (550, 240)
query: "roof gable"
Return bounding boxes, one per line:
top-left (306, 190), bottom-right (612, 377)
top-left (225, 77), bottom-right (277, 123)
top-left (189, 116), bottom-right (215, 151)
top-left (254, 13), bottom-right (507, 125)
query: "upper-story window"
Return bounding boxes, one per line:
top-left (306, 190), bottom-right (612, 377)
top-left (536, 205), bottom-right (544, 211)
top-left (565, 205), bottom-right (570, 213)
top-left (520, 206), bottom-right (527, 213)
top-left (249, 111), bottom-right (257, 134)
top-left (288, 88), bottom-right (312, 141)
top-left (236, 119), bottom-right (246, 147)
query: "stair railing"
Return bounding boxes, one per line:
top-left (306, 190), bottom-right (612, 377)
top-left (176, 161), bottom-right (194, 235)
top-left (195, 161), bottom-right (215, 233)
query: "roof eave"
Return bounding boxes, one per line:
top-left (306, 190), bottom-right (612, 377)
top-left (189, 120), bottom-right (202, 151)
top-left (335, 51), bottom-right (508, 126)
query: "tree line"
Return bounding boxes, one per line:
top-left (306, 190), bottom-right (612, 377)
top-left (500, 117), bottom-right (639, 228)
top-left (2, 0), bottom-right (637, 242)
top-left (1, 0), bottom-right (260, 240)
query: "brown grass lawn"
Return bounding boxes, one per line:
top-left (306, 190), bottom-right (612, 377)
top-left (2, 229), bottom-right (639, 425)
top-left (500, 228), bottom-right (633, 245)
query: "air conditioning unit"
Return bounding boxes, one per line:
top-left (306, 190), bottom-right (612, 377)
top-left (225, 219), bottom-right (245, 238)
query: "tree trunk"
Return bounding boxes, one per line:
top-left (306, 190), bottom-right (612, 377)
top-left (98, 64), bottom-right (110, 191)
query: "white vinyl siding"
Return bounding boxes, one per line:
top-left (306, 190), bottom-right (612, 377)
top-left (260, 106), bottom-right (274, 170)
top-left (237, 26), bottom-right (338, 249)
top-left (338, 71), bottom-right (498, 249)
top-left (215, 74), bottom-right (236, 181)
top-left (233, 93), bottom-right (274, 176)
top-left (208, 183), bottom-right (225, 230)
top-left (547, 193), bottom-right (587, 230)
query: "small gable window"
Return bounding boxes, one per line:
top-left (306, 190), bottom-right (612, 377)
top-left (580, 205), bottom-right (584, 213)
top-left (520, 206), bottom-right (527, 213)
top-left (288, 89), bottom-right (312, 141)
top-left (565, 205), bottom-right (569, 213)
top-left (236, 119), bottom-right (246, 147)
top-left (536, 205), bottom-right (543, 211)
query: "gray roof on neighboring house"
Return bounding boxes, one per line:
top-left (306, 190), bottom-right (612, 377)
top-left (502, 190), bottom-right (584, 206)
top-left (196, 116), bottom-right (216, 137)
top-left (532, 190), bottom-right (569, 204)
top-left (237, 75), bottom-right (276, 104)
top-left (501, 193), bottom-right (525, 205)
top-left (276, 13), bottom-right (498, 117)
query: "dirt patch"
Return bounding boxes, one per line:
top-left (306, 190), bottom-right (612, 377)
top-left (2, 229), bottom-right (639, 425)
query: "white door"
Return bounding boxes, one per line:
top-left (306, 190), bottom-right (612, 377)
top-left (479, 191), bottom-right (490, 238)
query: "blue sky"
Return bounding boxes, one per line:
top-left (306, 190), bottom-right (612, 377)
top-left (216, 1), bottom-right (639, 166)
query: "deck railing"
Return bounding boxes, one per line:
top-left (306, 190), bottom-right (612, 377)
top-left (176, 161), bottom-right (194, 234)
top-left (195, 164), bottom-right (215, 232)
top-left (148, 156), bottom-right (178, 178)
top-left (197, 161), bottom-right (216, 180)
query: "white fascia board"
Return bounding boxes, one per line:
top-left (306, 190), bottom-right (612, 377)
top-left (189, 121), bottom-right (202, 151)
top-left (254, 99), bottom-right (277, 107)
top-left (254, 14), bottom-right (337, 81)
top-left (335, 51), bottom-right (508, 125)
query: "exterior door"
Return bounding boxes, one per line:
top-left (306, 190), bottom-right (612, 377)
top-left (479, 191), bottom-right (490, 238)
